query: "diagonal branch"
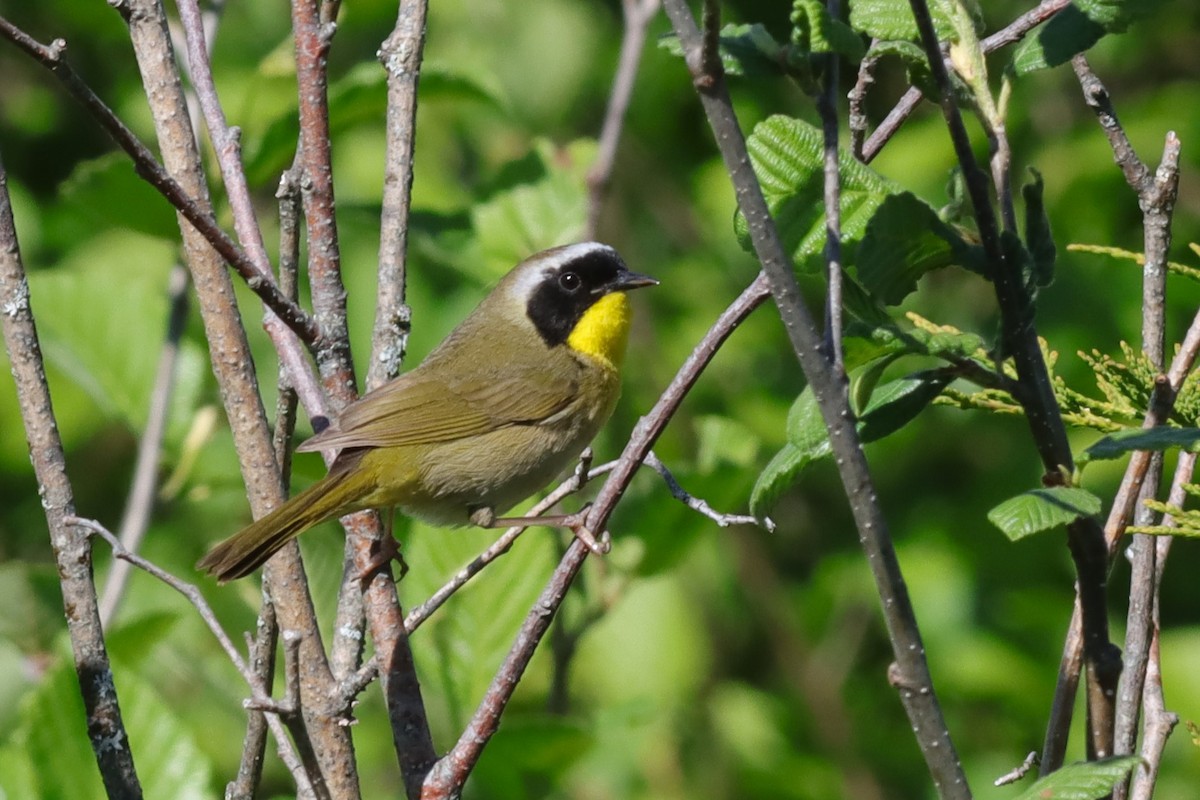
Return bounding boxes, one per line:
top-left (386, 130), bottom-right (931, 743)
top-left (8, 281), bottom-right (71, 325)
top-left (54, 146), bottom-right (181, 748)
top-left (662, 1), bottom-right (969, 795)
top-left (0, 16), bottom-right (320, 347)
top-left (0, 144), bottom-right (143, 800)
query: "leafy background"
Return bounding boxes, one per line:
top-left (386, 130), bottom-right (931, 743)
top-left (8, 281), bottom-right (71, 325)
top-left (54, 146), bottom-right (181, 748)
top-left (2, 0), bottom-right (1200, 798)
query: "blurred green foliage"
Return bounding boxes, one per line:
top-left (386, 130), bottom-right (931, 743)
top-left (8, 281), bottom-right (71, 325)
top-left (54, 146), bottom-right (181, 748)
top-left (2, 0), bottom-right (1200, 798)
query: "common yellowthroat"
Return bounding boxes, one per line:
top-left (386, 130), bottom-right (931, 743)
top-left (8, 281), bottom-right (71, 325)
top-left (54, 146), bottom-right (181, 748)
top-left (198, 242), bottom-right (656, 582)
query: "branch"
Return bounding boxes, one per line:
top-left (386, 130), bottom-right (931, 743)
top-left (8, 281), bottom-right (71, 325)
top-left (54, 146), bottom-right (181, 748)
top-left (584, 0), bottom-right (660, 239)
top-left (370, 0), bottom-right (429, 387)
top-left (644, 452), bottom-right (771, 530)
top-left (0, 16), bottom-right (320, 346)
top-left (662, 1), bottom-right (969, 795)
top-left (0, 146), bottom-right (143, 800)
top-left (1043, 78), bottom-right (1183, 774)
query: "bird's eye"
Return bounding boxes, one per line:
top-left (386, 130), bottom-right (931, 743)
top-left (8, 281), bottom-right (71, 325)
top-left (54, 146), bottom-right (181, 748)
top-left (558, 271), bottom-right (582, 292)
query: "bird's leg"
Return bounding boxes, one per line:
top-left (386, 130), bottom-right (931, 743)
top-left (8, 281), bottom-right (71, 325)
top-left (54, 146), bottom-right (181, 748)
top-left (471, 505), bottom-right (611, 555)
top-left (357, 507), bottom-right (408, 583)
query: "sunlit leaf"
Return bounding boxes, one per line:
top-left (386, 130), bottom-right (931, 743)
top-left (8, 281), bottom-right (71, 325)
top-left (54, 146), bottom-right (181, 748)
top-left (1079, 427), bottom-right (1200, 466)
top-left (1012, 755), bottom-right (1142, 800)
top-left (987, 487), bottom-right (1103, 541)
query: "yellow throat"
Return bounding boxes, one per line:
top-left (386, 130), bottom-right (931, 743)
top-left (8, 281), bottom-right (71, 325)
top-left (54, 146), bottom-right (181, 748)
top-left (567, 292), bottom-right (632, 370)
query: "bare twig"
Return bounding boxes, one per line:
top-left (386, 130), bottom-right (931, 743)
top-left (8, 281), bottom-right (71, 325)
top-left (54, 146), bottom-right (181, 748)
top-left (370, 0), bottom-right (428, 387)
top-left (0, 16), bottom-right (319, 345)
top-left (848, 40), bottom-right (882, 161)
top-left (228, 594), bottom-right (278, 800)
top-left (0, 148), bottom-right (143, 800)
top-left (994, 752), bottom-right (1039, 787)
top-left (663, 0), bottom-right (970, 794)
top-left (99, 265), bottom-right (190, 626)
top-left (584, 0), bottom-right (660, 239)
top-left (174, 0), bottom-right (327, 420)
top-left (644, 452), bottom-right (771, 530)
top-left (404, 460), bottom-right (618, 633)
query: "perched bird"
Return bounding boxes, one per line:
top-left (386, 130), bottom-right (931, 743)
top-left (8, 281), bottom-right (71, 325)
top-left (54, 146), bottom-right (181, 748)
top-left (198, 242), bottom-right (656, 582)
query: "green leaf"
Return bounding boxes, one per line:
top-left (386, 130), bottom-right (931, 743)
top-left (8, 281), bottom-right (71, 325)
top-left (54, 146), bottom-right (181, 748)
top-left (28, 248), bottom-right (177, 432)
top-left (865, 39), bottom-right (937, 97)
top-left (752, 370), bottom-right (948, 516)
top-left (741, 115), bottom-right (899, 273)
top-left (1079, 426), bottom-right (1200, 466)
top-left (657, 24), bottom-right (787, 79)
top-left (1023, 168), bottom-right (1056, 288)
top-left (470, 139), bottom-right (594, 277)
top-left (59, 154), bottom-right (179, 240)
top-left (987, 487), bottom-right (1103, 541)
top-left (1074, 0), bottom-right (1165, 32)
top-left (750, 389), bottom-right (831, 518)
top-left (1012, 5), bottom-right (1107, 74)
top-left (856, 191), bottom-right (984, 304)
top-left (1012, 755), bottom-right (1142, 800)
top-left (858, 371), bottom-right (952, 442)
top-left (246, 61), bottom-right (505, 184)
top-left (792, 0), bottom-right (866, 59)
top-left (847, 0), bottom-right (959, 42)
top-left (850, 352), bottom-right (903, 415)
top-left (13, 658), bottom-right (213, 800)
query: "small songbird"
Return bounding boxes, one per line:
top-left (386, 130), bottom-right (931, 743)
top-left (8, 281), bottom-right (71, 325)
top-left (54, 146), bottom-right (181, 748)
top-left (198, 242), bottom-right (657, 582)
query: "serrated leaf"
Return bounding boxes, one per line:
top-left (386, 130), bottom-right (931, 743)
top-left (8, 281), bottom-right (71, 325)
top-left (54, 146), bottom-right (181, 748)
top-left (1074, 0), bottom-right (1165, 32)
top-left (658, 24), bottom-right (786, 79)
top-left (1012, 755), bottom-right (1142, 800)
top-left (793, 0), bottom-right (866, 59)
top-left (987, 487), bottom-right (1103, 541)
top-left (848, 0), bottom-right (959, 42)
top-left (1023, 168), bottom-right (1056, 288)
top-left (1012, 5), bottom-right (1107, 74)
top-left (856, 192), bottom-right (983, 304)
top-left (751, 389), bottom-right (831, 518)
top-left (15, 658), bottom-right (212, 800)
top-left (858, 371), bottom-right (951, 442)
top-left (1080, 426), bottom-right (1200, 465)
top-left (752, 370), bottom-right (948, 516)
top-left (741, 115), bottom-right (899, 273)
top-left (60, 154), bottom-right (179, 240)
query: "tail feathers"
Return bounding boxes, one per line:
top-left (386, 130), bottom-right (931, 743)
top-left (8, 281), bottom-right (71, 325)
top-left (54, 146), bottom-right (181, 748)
top-left (197, 470), bottom-right (367, 583)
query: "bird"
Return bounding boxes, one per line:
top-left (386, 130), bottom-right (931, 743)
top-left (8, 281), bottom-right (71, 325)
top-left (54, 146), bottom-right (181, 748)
top-left (197, 242), bottom-right (657, 582)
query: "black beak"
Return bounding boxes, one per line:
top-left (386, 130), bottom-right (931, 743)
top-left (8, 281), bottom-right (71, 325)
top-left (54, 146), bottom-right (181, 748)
top-left (612, 268), bottom-right (659, 292)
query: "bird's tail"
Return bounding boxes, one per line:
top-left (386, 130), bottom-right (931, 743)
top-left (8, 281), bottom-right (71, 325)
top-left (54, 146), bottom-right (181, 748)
top-left (197, 465), bottom-right (371, 583)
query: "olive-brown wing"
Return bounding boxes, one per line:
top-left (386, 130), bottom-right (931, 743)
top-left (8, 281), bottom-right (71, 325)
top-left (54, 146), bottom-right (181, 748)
top-left (297, 360), bottom-right (583, 452)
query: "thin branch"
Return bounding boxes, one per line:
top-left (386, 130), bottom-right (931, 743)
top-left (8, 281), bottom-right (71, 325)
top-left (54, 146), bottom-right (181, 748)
top-left (369, 0), bottom-right (428, 388)
top-left (663, 1), bottom-right (970, 795)
top-left (849, 40), bottom-right (882, 161)
top-left (908, 0), bottom-right (1117, 765)
top-left (0, 16), bottom-right (320, 346)
top-left (994, 752), bottom-right (1040, 787)
top-left (584, 0), bottom-right (660, 239)
top-left (644, 452), bottom-right (771, 530)
top-left (227, 593), bottom-right (279, 800)
top-left (99, 265), bottom-right (190, 626)
top-left (0, 148), bottom-right (143, 800)
top-left (404, 459), bottom-right (618, 633)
